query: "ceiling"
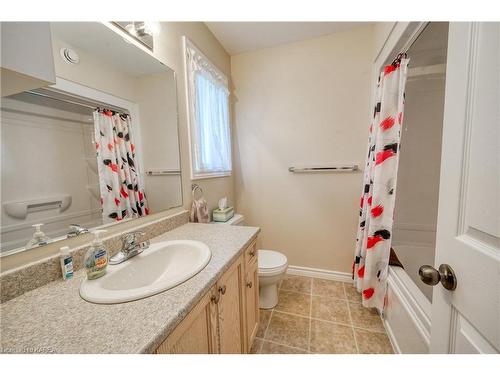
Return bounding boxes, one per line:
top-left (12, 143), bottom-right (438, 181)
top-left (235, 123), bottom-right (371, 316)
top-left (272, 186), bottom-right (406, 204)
top-left (205, 22), bottom-right (370, 55)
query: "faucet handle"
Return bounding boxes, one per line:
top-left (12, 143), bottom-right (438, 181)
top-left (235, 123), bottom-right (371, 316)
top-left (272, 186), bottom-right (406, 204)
top-left (121, 231), bottom-right (146, 247)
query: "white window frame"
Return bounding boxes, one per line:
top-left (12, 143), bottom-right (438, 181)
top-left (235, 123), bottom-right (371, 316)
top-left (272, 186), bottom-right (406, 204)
top-left (183, 36), bottom-right (232, 180)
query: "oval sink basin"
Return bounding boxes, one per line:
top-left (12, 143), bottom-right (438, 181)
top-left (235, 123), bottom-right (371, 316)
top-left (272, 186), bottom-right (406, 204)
top-left (80, 240), bottom-right (211, 304)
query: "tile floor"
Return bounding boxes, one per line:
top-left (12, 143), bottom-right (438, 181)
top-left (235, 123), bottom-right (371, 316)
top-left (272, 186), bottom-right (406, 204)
top-left (250, 275), bottom-right (394, 354)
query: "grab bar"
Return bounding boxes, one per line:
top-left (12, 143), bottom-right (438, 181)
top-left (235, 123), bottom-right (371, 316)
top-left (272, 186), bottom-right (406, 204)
top-left (288, 165), bottom-right (359, 173)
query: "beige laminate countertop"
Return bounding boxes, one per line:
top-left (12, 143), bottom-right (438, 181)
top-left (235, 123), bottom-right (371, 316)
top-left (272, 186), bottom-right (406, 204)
top-left (0, 223), bottom-right (259, 354)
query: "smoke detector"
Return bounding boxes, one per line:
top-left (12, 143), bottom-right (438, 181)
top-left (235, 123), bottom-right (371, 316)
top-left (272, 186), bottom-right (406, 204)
top-left (60, 48), bottom-right (80, 64)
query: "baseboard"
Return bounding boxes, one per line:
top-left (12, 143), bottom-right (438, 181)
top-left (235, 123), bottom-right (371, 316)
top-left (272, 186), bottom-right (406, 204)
top-left (287, 265), bottom-right (352, 283)
top-left (382, 316), bottom-right (402, 354)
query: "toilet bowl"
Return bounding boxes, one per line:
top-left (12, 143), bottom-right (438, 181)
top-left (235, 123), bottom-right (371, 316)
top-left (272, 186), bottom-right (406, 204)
top-left (258, 250), bottom-right (288, 309)
top-left (213, 214), bottom-right (288, 309)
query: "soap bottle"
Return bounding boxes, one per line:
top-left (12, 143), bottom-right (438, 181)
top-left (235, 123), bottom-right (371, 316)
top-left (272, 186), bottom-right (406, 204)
top-left (60, 246), bottom-right (74, 280)
top-left (84, 230), bottom-right (108, 280)
top-left (26, 223), bottom-right (51, 249)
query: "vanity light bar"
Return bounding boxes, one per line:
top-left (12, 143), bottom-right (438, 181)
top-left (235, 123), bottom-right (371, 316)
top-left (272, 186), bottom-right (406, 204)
top-left (288, 165), bottom-right (359, 173)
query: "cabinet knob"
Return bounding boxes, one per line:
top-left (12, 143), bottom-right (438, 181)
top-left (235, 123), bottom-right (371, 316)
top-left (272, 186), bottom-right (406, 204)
top-left (249, 249), bottom-right (255, 257)
top-left (218, 285), bottom-right (227, 295)
top-left (246, 281), bottom-right (253, 288)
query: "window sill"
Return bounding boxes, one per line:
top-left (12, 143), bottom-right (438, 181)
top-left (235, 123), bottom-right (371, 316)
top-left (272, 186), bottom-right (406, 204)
top-left (191, 171), bottom-right (232, 180)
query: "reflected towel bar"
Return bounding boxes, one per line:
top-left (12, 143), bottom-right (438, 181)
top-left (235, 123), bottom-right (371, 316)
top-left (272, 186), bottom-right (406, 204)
top-left (288, 165), bottom-right (359, 173)
top-left (145, 170), bottom-right (181, 176)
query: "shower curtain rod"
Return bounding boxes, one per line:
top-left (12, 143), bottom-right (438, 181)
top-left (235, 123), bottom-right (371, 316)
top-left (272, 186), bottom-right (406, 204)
top-left (25, 90), bottom-right (129, 114)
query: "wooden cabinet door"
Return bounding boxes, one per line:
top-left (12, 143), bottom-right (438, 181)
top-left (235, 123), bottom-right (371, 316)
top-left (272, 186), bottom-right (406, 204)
top-left (216, 255), bottom-right (245, 353)
top-left (156, 286), bottom-right (218, 354)
top-left (245, 258), bottom-right (260, 351)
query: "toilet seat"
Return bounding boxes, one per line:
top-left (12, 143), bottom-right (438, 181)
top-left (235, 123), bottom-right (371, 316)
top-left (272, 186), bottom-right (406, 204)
top-left (258, 250), bottom-right (288, 276)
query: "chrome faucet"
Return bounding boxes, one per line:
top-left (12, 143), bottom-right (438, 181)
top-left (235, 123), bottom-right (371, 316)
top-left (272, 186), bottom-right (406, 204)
top-left (109, 231), bottom-right (150, 265)
top-left (67, 224), bottom-right (89, 238)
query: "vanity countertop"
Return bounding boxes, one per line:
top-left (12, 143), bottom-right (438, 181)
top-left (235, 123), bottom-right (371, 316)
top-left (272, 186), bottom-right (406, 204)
top-left (0, 223), bottom-right (260, 354)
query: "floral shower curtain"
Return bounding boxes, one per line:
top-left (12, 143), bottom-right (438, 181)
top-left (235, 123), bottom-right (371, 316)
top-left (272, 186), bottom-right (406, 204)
top-left (353, 54), bottom-right (410, 311)
top-left (93, 109), bottom-right (149, 223)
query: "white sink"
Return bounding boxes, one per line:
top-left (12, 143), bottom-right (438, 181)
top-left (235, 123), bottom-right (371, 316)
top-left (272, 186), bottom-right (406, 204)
top-left (80, 240), bottom-right (211, 304)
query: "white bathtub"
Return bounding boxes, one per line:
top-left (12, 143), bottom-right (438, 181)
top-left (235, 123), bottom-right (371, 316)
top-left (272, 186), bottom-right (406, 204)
top-left (383, 243), bottom-right (435, 353)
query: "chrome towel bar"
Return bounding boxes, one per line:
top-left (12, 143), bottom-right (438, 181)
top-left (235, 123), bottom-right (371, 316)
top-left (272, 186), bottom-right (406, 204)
top-left (145, 170), bottom-right (181, 176)
top-left (288, 165), bottom-right (359, 173)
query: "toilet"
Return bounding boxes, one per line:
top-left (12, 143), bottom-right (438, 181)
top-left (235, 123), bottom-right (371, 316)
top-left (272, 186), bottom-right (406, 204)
top-left (215, 214), bottom-right (288, 309)
top-left (257, 249), bottom-right (288, 309)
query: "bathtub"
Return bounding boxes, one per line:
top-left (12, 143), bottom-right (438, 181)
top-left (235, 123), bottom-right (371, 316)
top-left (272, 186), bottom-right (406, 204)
top-left (383, 243), bottom-right (434, 353)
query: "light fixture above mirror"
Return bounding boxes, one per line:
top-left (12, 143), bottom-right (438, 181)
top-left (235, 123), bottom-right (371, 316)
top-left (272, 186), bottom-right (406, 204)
top-left (113, 21), bottom-right (159, 51)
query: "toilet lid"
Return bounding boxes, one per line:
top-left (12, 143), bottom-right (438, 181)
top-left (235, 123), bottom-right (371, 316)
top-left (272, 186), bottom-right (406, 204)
top-left (258, 250), bottom-right (288, 271)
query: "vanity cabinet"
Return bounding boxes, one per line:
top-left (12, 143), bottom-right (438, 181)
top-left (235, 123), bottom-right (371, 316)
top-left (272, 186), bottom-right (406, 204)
top-left (155, 285), bottom-right (219, 354)
top-left (244, 251), bottom-right (260, 349)
top-left (1, 22), bottom-right (56, 97)
top-left (155, 239), bottom-right (259, 354)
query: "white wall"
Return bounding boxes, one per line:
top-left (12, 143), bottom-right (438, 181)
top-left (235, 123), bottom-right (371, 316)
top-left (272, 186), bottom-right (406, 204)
top-left (231, 25), bottom-right (374, 273)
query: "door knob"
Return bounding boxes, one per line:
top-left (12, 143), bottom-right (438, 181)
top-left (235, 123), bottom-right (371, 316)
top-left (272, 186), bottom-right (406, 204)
top-left (419, 264), bottom-right (457, 291)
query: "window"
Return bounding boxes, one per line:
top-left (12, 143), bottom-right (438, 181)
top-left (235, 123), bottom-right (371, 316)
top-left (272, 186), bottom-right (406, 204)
top-left (184, 38), bottom-right (232, 179)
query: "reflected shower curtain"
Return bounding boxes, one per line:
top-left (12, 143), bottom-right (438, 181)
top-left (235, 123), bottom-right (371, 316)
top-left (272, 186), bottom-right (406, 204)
top-left (93, 109), bottom-right (149, 223)
top-left (353, 55), bottom-right (409, 311)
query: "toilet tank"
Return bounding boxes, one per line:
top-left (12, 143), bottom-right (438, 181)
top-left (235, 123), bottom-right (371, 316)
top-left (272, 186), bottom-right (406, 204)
top-left (214, 214), bottom-right (244, 226)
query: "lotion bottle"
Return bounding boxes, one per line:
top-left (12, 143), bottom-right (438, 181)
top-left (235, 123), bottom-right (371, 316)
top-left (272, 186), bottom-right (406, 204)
top-left (84, 230), bottom-right (108, 280)
top-left (60, 246), bottom-right (74, 280)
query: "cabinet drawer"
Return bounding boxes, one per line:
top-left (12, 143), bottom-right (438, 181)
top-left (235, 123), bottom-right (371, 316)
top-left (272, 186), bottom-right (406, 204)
top-left (244, 240), bottom-right (257, 265)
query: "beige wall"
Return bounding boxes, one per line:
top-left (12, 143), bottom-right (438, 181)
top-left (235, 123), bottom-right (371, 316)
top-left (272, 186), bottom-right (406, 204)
top-left (231, 25), bottom-right (374, 273)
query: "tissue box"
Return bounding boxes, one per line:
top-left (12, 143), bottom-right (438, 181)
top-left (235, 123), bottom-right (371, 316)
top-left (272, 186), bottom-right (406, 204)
top-left (213, 206), bottom-right (234, 222)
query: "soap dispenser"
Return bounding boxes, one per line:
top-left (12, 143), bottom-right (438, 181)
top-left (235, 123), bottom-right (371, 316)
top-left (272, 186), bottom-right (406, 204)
top-left (26, 223), bottom-right (51, 249)
top-left (84, 230), bottom-right (108, 280)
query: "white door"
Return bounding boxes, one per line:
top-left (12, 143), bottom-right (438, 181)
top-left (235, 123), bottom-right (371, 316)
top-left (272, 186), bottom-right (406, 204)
top-left (428, 22), bottom-right (500, 353)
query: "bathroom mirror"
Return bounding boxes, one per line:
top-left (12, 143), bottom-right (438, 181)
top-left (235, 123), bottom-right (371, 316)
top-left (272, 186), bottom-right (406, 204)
top-left (0, 22), bottom-right (182, 254)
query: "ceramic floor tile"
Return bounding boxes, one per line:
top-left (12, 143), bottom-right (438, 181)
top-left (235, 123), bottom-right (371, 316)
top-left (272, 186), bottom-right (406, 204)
top-left (250, 338), bottom-right (264, 354)
top-left (354, 328), bottom-right (393, 354)
top-left (312, 278), bottom-right (346, 299)
top-left (280, 275), bottom-right (312, 294)
top-left (265, 311), bottom-right (310, 350)
top-left (311, 295), bottom-right (350, 325)
top-left (348, 301), bottom-right (385, 332)
top-left (275, 290), bottom-right (311, 317)
top-left (344, 282), bottom-right (362, 302)
top-left (256, 309), bottom-right (272, 338)
top-left (309, 319), bottom-right (357, 354)
top-left (260, 340), bottom-right (307, 354)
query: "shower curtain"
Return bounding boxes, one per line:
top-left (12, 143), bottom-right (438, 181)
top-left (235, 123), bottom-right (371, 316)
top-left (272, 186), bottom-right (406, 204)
top-left (93, 109), bottom-right (149, 223)
top-left (353, 54), bottom-right (409, 311)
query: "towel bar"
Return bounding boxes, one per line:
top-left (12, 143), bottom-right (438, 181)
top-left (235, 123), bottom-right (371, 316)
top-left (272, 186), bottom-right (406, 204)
top-left (145, 170), bottom-right (181, 176)
top-left (288, 165), bottom-right (358, 173)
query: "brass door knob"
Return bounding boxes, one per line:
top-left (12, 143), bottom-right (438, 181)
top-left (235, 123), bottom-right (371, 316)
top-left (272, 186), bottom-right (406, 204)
top-left (419, 264), bottom-right (457, 291)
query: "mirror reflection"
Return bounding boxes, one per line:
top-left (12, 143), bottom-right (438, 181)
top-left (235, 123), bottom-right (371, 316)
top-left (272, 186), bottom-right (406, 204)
top-left (0, 22), bottom-right (182, 254)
